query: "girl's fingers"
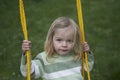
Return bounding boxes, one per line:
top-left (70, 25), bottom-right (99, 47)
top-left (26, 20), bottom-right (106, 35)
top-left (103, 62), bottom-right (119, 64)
top-left (22, 40), bottom-right (32, 51)
top-left (23, 40), bottom-right (31, 44)
top-left (83, 42), bottom-right (90, 52)
top-left (23, 40), bottom-right (31, 46)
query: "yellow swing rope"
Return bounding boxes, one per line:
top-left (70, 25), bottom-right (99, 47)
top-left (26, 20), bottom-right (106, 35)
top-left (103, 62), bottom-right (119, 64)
top-left (19, 0), bottom-right (90, 80)
top-left (76, 0), bottom-right (91, 80)
top-left (19, 0), bottom-right (31, 80)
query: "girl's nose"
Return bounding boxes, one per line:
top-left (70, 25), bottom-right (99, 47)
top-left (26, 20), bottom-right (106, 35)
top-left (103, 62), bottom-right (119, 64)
top-left (62, 41), bottom-right (67, 47)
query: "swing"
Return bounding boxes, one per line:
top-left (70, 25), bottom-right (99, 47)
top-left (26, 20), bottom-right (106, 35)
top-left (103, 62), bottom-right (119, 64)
top-left (19, 0), bottom-right (91, 80)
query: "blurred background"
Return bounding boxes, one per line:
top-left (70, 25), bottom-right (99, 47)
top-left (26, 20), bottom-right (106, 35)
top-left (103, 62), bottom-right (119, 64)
top-left (0, 0), bottom-right (120, 80)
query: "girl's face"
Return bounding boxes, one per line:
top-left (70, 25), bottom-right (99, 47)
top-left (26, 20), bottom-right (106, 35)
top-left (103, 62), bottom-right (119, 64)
top-left (53, 26), bottom-right (74, 55)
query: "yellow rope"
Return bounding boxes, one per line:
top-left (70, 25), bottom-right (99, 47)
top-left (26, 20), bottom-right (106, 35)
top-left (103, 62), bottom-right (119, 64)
top-left (76, 0), bottom-right (91, 80)
top-left (19, 0), bottom-right (90, 80)
top-left (19, 0), bottom-right (31, 80)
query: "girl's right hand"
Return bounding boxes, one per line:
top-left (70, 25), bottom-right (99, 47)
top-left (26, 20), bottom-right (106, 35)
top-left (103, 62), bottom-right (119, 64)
top-left (22, 40), bottom-right (31, 52)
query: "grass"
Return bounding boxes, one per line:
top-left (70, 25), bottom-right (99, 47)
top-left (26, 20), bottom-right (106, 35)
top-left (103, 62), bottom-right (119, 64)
top-left (0, 0), bottom-right (120, 80)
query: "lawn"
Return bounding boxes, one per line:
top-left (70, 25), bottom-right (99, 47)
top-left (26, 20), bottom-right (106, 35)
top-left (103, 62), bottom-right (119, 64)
top-left (0, 0), bottom-right (120, 80)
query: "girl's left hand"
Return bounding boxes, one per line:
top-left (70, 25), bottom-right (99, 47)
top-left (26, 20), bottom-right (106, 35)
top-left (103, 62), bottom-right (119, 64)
top-left (83, 42), bottom-right (90, 52)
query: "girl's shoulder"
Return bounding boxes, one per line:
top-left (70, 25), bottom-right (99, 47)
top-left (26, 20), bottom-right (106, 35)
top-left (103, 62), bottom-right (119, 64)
top-left (34, 51), bottom-right (51, 64)
top-left (34, 51), bottom-right (46, 61)
top-left (36, 51), bottom-right (47, 58)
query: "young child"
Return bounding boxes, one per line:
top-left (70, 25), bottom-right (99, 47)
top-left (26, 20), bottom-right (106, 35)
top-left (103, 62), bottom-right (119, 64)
top-left (20, 17), bottom-right (94, 80)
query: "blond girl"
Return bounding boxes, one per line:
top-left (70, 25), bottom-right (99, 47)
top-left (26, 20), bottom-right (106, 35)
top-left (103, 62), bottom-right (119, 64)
top-left (20, 17), bottom-right (94, 80)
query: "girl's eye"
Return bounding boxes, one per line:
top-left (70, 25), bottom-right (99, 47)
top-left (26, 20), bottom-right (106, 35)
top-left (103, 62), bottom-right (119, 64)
top-left (67, 40), bottom-right (73, 42)
top-left (56, 39), bottom-right (62, 41)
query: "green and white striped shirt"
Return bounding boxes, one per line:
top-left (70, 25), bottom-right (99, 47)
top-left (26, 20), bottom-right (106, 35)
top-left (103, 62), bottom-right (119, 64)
top-left (20, 51), bottom-right (94, 80)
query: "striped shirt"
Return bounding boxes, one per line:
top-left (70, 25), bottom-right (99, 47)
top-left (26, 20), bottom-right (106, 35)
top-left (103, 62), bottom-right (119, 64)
top-left (20, 51), bottom-right (94, 80)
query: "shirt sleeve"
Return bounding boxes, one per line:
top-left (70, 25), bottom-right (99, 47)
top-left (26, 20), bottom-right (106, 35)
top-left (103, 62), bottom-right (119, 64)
top-left (20, 54), bottom-right (35, 77)
top-left (84, 51), bottom-right (94, 71)
top-left (20, 52), bottom-right (43, 79)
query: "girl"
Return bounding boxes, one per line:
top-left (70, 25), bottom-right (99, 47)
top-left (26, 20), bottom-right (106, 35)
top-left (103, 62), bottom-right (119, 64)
top-left (20, 17), bottom-right (94, 80)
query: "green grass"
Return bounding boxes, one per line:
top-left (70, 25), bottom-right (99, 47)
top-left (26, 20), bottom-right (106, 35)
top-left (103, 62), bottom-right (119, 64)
top-left (0, 0), bottom-right (120, 80)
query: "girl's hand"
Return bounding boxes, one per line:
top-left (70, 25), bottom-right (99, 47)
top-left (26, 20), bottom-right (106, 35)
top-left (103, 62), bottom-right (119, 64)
top-left (83, 42), bottom-right (90, 52)
top-left (22, 40), bottom-right (31, 52)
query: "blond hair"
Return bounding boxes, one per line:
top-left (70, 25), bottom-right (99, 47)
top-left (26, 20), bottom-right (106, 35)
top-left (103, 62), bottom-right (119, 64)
top-left (44, 17), bottom-right (82, 61)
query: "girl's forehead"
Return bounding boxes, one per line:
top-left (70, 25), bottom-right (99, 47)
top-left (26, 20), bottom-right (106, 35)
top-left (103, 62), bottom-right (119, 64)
top-left (55, 26), bottom-right (74, 31)
top-left (54, 26), bottom-right (75, 37)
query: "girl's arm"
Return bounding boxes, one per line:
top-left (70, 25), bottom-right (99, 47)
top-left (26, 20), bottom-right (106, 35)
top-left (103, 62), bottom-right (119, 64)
top-left (84, 51), bottom-right (94, 71)
top-left (20, 49), bottom-right (35, 77)
top-left (20, 40), bottom-right (43, 79)
top-left (20, 53), bottom-right (41, 79)
top-left (83, 42), bottom-right (94, 71)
